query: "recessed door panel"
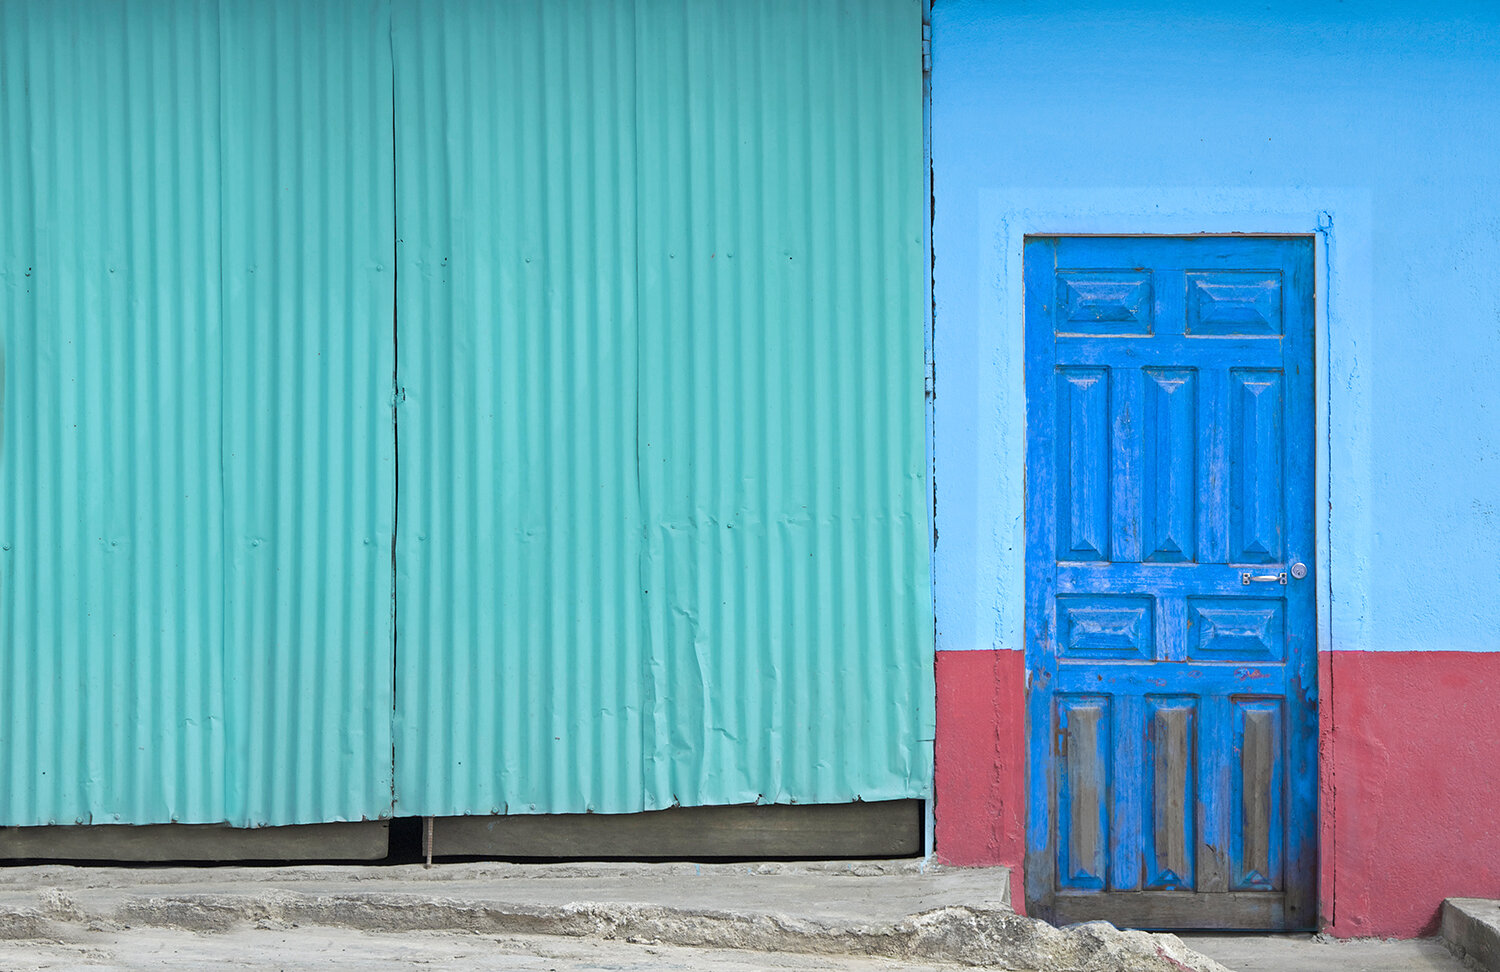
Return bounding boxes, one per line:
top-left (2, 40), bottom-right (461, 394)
top-left (1025, 236), bottom-right (1316, 930)
top-left (1058, 696), bottom-right (1112, 889)
top-left (1145, 696), bottom-right (1197, 891)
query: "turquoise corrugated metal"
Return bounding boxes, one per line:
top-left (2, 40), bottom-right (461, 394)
top-left (633, 0), bottom-right (931, 809)
top-left (0, 0), bottom-right (226, 826)
top-left (2, 0), bottom-right (927, 827)
top-left (218, 0), bottom-right (396, 826)
top-left (391, 0), bottom-right (644, 814)
top-left (0, 0), bottom-right (395, 827)
top-left (392, 0), bottom-right (932, 815)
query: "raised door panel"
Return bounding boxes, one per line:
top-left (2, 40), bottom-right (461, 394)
top-left (1057, 368), bottom-right (1112, 562)
top-left (1142, 368), bottom-right (1198, 563)
top-left (1229, 370), bottom-right (1285, 565)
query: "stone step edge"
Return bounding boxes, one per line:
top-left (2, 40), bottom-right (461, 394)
top-left (1442, 898), bottom-right (1500, 972)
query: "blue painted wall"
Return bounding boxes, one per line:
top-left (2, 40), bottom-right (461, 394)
top-left (932, 0), bottom-right (1500, 656)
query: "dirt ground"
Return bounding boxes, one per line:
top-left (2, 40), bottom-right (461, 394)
top-left (0, 925), bottom-right (1475, 972)
top-left (0, 926), bottom-right (971, 972)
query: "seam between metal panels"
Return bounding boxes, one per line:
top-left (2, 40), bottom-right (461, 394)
top-left (923, 2), bottom-right (937, 620)
top-left (387, 0), bottom-right (400, 819)
top-left (922, 0), bottom-right (937, 860)
top-left (215, 0), bottom-right (231, 824)
top-left (630, 0), bottom-right (654, 799)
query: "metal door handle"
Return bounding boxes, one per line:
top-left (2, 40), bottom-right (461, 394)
top-left (1242, 572), bottom-right (1287, 585)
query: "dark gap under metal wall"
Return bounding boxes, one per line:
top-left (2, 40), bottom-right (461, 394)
top-left (391, 0), bottom-right (932, 818)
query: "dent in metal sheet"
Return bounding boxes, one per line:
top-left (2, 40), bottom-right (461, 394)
top-left (393, 0), bottom-right (931, 816)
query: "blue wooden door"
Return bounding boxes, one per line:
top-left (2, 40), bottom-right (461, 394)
top-left (1024, 236), bottom-right (1317, 930)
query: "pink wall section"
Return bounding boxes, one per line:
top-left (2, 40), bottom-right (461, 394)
top-left (934, 649), bottom-right (1500, 937)
top-left (933, 650), bottom-right (1027, 910)
top-left (1324, 651), bottom-right (1500, 937)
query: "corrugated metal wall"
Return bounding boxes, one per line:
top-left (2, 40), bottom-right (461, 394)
top-left (218, 0), bottom-right (396, 827)
top-left (633, 0), bottom-right (931, 810)
top-left (392, 0), bottom-right (932, 816)
top-left (0, 0), bottom-right (928, 827)
top-left (0, 0), bottom-right (395, 827)
top-left (0, 0), bottom-right (227, 826)
top-left (391, 0), bottom-right (645, 814)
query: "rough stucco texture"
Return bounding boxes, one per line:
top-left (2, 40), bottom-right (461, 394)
top-left (1327, 651), bottom-right (1500, 938)
top-left (933, 649), bottom-right (1026, 911)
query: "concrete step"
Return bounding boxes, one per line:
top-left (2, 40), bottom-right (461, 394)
top-left (1184, 933), bottom-right (1472, 972)
top-left (1442, 898), bottom-right (1500, 971)
top-left (0, 860), bottom-right (1230, 971)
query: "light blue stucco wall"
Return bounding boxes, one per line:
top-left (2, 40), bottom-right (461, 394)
top-left (932, 0), bottom-right (1500, 654)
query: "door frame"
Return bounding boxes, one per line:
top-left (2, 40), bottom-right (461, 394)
top-left (1021, 233), bottom-right (1319, 928)
top-left (931, 188), bottom-right (1374, 929)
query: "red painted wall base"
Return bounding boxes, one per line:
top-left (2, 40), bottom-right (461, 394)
top-left (933, 648), bottom-right (1500, 937)
top-left (1325, 650), bottom-right (1500, 937)
top-left (933, 649), bottom-right (1027, 910)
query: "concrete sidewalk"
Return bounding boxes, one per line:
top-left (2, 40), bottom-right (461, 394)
top-left (1182, 934), bottom-right (1471, 972)
top-left (0, 860), bottom-right (1227, 971)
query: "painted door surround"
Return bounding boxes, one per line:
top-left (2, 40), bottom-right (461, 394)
top-left (931, 191), bottom-right (1368, 932)
top-left (1022, 235), bottom-right (1317, 929)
